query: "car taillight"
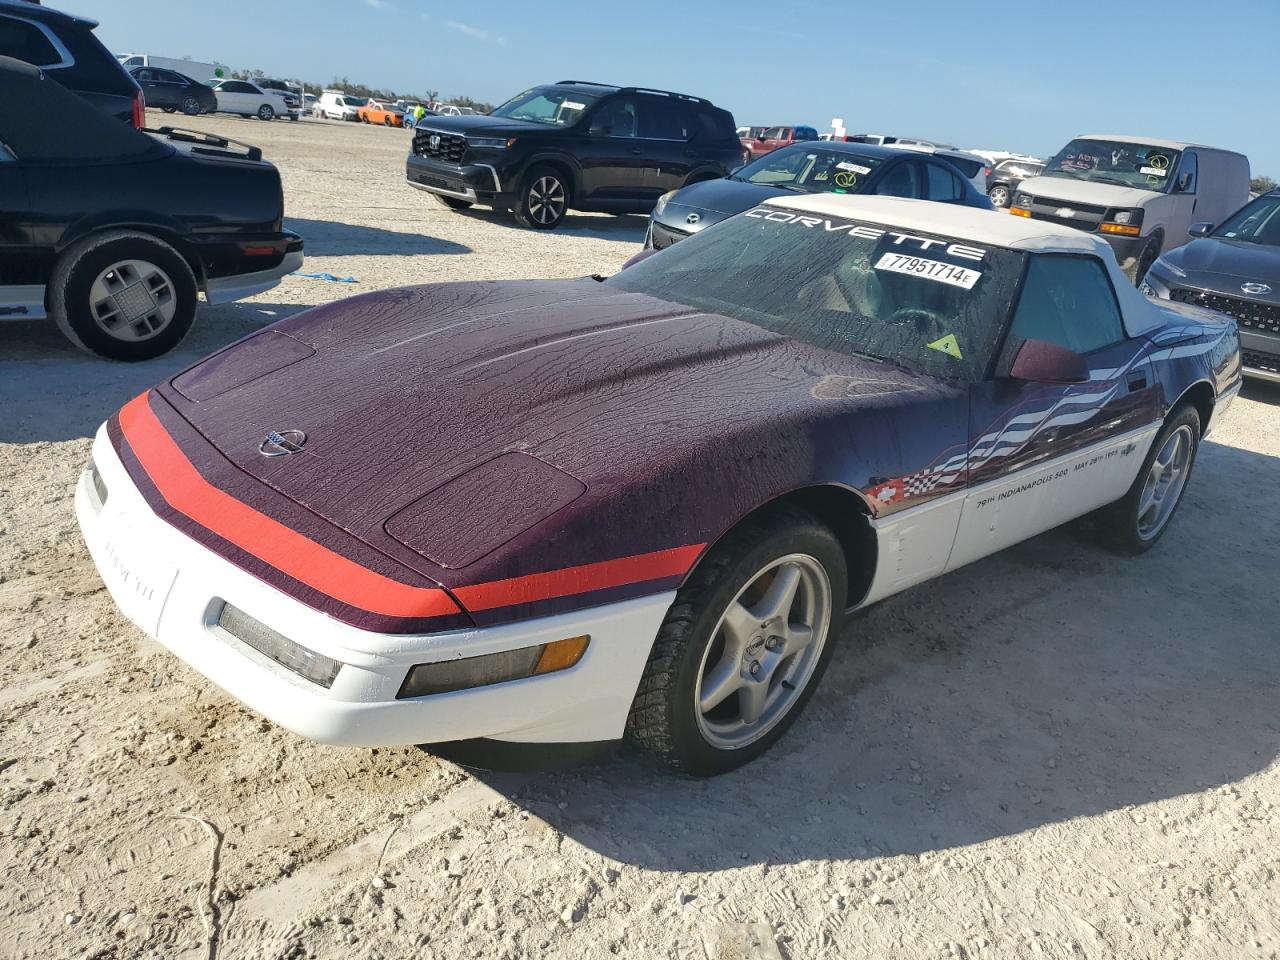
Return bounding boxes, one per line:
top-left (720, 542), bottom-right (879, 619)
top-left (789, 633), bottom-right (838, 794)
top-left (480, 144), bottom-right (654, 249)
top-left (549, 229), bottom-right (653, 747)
top-left (132, 88), bottom-right (145, 128)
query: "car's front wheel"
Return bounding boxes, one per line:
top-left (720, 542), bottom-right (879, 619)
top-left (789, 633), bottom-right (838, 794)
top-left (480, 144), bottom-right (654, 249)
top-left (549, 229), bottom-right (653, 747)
top-left (257, 103), bottom-right (275, 121)
top-left (1093, 405), bottom-right (1201, 554)
top-left (160, 105), bottom-right (176, 114)
top-left (627, 507), bottom-right (847, 775)
top-left (989, 184), bottom-right (1010, 208)
top-left (50, 231), bottom-right (198, 362)
top-left (514, 166), bottom-right (569, 229)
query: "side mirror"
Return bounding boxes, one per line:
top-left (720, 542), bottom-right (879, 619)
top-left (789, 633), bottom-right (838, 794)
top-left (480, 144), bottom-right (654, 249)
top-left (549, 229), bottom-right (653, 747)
top-left (588, 118), bottom-right (609, 136)
top-left (1176, 172), bottom-right (1194, 192)
top-left (1008, 339), bottom-right (1090, 384)
top-left (620, 248), bottom-right (658, 270)
top-left (1188, 222), bottom-right (1213, 238)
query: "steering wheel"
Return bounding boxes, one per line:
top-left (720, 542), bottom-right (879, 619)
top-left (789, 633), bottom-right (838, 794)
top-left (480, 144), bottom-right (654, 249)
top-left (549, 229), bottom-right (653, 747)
top-left (885, 307), bottom-right (945, 336)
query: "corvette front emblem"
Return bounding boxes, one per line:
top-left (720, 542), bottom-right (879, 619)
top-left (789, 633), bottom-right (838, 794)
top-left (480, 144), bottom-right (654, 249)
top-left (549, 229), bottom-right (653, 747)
top-left (1242, 282), bottom-right (1271, 295)
top-left (259, 430), bottom-right (307, 457)
top-left (686, 213), bottom-right (701, 225)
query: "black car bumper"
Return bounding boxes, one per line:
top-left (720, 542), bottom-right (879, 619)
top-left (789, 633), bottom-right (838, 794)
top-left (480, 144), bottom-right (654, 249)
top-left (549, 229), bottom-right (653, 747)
top-left (648, 203), bottom-right (732, 249)
top-left (198, 231), bottom-right (304, 305)
top-left (405, 154), bottom-right (512, 206)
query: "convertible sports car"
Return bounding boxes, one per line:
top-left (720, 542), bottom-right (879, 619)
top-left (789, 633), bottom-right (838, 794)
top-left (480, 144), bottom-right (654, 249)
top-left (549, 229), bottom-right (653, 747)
top-left (76, 195), bottom-right (1241, 775)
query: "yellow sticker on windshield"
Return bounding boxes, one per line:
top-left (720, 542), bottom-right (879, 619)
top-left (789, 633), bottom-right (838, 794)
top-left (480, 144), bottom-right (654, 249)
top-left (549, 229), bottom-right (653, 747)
top-left (927, 333), bottom-right (963, 359)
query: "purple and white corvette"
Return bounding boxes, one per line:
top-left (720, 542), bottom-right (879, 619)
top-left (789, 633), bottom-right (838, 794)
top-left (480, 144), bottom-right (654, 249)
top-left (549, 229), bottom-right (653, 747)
top-left (75, 195), bottom-right (1241, 774)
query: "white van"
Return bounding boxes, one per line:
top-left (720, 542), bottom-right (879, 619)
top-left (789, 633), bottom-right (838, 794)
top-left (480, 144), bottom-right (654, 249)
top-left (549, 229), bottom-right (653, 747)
top-left (317, 90), bottom-right (365, 121)
top-left (1010, 134), bottom-right (1250, 282)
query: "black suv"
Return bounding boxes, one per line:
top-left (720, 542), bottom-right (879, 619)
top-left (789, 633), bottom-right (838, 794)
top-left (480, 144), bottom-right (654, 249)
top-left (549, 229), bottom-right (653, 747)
top-left (406, 81), bottom-right (741, 229)
top-left (0, 0), bottom-right (141, 124)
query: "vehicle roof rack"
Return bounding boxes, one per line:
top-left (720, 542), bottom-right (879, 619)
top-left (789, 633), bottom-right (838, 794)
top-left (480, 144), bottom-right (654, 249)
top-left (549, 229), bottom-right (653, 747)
top-left (618, 86), bottom-right (711, 105)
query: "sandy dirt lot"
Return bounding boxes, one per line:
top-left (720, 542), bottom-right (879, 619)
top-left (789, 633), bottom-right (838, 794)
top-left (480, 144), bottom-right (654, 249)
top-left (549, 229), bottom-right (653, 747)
top-left (2, 112), bottom-right (1279, 960)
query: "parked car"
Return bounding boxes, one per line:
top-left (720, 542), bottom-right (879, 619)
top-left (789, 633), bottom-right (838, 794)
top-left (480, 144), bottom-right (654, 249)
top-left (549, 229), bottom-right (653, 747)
top-left (1142, 189), bottom-right (1280, 382)
top-left (128, 66), bottom-right (216, 116)
top-left (405, 81), bottom-right (742, 230)
top-left (840, 135), bottom-right (955, 149)
top-left (0, 58), bottom-right (303, 360)
top-left (436, 104), bottom-right (476, 117)
top-left (646, 141), bottom-right (992, 250)
top-left (252, 77), bottom-right (302, 120)
top-left (1011, 135), bottom-right (1251, 283)
top-left (0, 0), bottom-right (142, 125)
top-left (75, 191), bottom-right (1239, 774)
top-left (740, 124), bottom-right (819, 163)
top-left (118, 54), bottom-right (222, 85)
top-left (317, 90), bottom-right (364, 121)
top-left (359, 99), bottom-right (405, 127)
top-left (208, 78), bottom-right (299, 121)
top-left (883, 144), bottom-right (991, 195)
top-left (986, 157), bottom-right (1044, 208)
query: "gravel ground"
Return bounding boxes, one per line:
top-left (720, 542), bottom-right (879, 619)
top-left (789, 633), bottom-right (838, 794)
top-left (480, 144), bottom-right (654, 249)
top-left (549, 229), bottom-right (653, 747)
top-left (2, 112), bottom-right (1279, 960)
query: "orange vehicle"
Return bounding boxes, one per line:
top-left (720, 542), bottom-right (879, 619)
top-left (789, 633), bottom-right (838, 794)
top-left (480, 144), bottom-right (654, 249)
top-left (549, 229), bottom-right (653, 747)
top-left (358, 100), bottom-right (405, 127)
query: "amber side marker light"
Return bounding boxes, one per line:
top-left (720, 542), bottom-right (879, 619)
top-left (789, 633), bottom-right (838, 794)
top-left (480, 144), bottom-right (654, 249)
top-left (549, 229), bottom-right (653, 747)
top-left (1010, 206), bottom-right (1032, 218)
top-left (1099, 222), bottom-right (1142, 236)
top-left (397, 635), bottom-right (591, 699)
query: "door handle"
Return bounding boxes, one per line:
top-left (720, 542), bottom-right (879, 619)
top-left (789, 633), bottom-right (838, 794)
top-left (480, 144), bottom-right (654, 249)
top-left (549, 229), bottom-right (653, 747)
top-left (629, 148), bottom-right (643, 155)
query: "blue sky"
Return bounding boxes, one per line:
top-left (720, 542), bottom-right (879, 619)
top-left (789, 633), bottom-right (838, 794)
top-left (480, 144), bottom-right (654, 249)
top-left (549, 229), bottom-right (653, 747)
top-left (94, 0), bottom-right (1278, 175)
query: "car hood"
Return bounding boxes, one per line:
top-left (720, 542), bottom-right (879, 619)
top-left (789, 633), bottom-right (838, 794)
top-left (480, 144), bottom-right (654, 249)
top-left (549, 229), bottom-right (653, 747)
top-left (1161, 238), bottom-right (1280, 291)
top-left (1017, 174), bottom-right (1157, 208)
top-left (412, 114), bottom-right (542, 137)
top-left (161, 280), bottom-right (933, 573)
top-left (665, 178), bottom-right (788, 216)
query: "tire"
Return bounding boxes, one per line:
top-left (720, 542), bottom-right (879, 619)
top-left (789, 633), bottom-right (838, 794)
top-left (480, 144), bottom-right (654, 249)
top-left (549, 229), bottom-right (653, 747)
top-left (384, 116), bottom-right (393, 127)
top-left (181, 95), bottom-right (201, 116)
top-left (1091, 405), bottom-right (1201, 555)
top-left (50, 231), bottom-right (198, 362)
top-left (160, 106), bottom-right (176, 114)
top-left (988, 184), bottom-right (1011, 208)
top-left (435, 195), bottom-right (474, 211)
top-left (1133, 235), bottom-right (1161, 285)
top-left (257, 103), bottom-right (275, 121)
top-left (513, 165), bottom-right (570, 229)
top-left (627, 506), bottom-right (848, 776)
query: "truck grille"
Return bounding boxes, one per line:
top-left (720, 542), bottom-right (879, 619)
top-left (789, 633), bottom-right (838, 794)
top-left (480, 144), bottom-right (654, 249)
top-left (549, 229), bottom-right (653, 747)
top-left (1170, 289), bottom-right (1280, 335)
top-left (1026, 197), bottom-right (1108, 231)
top-left (413, 128), bottom-right (468, 164)
top-left (1242, 349), bottom-right (1280, 375)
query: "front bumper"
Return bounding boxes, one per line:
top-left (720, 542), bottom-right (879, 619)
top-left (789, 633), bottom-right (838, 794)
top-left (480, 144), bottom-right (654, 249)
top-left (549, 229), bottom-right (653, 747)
top-left (405, 154), bottom-right (510, 206)
top-left (203, 233), bottom-right (304, 305)
top-left (649, 204), bottom-right (726, 249)
top-left (75, 427), bottom-right (670, 747)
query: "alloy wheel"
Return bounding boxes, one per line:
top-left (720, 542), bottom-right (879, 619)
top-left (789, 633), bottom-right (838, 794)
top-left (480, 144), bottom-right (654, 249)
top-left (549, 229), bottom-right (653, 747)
top-left (694, 554), bottom-right (832, 749)
top-left (528, 176), bottom-right (566, 225)
top-left (88, 259), bottom-right (178, 342)
top-left (1136, 424), bottom-right (1194, 540)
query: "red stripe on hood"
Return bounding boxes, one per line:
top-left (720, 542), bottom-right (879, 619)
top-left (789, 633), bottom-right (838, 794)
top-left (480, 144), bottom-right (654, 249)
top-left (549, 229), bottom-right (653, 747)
top-left (118, 392), bottom-right (462, 620)
top-left (453, 544), bottom-right (704, 612)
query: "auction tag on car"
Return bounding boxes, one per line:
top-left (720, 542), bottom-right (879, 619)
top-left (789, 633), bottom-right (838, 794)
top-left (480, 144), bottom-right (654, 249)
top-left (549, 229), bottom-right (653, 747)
top-left (562, 101), bottom-right (586, 111)
top-left (874, 252), bottom-right (982, 289)
top-left (837, 161), bottom-right (872, 174)
top-left (1139, 166), bottom-right (1167, 177)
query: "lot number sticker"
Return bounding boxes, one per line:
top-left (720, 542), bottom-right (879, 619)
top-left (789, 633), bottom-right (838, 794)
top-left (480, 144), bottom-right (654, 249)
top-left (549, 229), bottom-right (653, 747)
top-left (874, 252), bottom-right (982, 289)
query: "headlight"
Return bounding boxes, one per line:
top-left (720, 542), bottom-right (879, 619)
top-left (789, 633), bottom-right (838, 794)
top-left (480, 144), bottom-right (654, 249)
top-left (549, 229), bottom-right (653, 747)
top-left (1100, 208), bottom-right (1144, 236)
top-left (468, 136), bottom-right (515, 149)
top-left (1113, 210), bottom-right (1133, 224)
top-left (654, 189), bottom-right (678, 216)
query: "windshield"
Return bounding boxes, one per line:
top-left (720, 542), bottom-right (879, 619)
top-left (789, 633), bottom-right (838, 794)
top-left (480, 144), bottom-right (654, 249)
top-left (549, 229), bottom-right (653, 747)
top-left (490, 87), bottom-right (597, 125)
top-left (1044, 138), bottom-right (1182, 192)
top-left (607, 209), bottom-right (1026, 381)
top-left (343, 97), bottom-right (368, 107)
top-left (1214, 194), bottom-right (1280, 246)
top-left (733, 148), bottom-right (884, 195)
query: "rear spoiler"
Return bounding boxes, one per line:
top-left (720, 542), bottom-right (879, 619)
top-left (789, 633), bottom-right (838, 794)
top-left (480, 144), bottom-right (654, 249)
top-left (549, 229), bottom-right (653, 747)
top-left (146, 126), bottom-right (263, 162)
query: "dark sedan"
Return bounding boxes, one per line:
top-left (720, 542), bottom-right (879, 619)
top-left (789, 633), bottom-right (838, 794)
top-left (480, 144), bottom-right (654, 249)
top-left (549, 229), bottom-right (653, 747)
top-left (129, 66), bottom-right (217, 116)
top-left (646, 142), bottom-right (993, 249)
top-left (1142, 190), bottom-right (1280, 383)
top-left (0, 57), bottom-right (302, 360)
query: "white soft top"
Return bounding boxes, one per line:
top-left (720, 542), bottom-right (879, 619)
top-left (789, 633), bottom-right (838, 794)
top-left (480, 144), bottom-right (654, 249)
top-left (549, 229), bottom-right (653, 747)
top-left (761, 194), bottom-right (1162, 336)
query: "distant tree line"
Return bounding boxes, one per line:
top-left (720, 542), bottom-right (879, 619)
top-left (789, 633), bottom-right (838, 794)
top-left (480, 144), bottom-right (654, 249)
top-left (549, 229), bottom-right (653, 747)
top-left (1252, 176), bottom-right (1277, 195)
top-left (228, 67), bottom-right (493, 111)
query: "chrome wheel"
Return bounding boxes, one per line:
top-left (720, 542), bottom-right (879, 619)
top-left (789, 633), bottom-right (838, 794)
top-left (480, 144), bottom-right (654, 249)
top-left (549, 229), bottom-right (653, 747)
top-left (1136, 424), bottom-right (1194, 540)
top-left (182, 95), bottom-right (201, 116)
top-left (527, 176), bottom-right (566, 225)
top-left (88, 259), bottom-right (178, 342)
top-left (694, 554), bottom-right (832, 749)
top-left (258, 104), bottom-right (274, 121)
top-left (989, 185), bottom-right (1010, 207)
